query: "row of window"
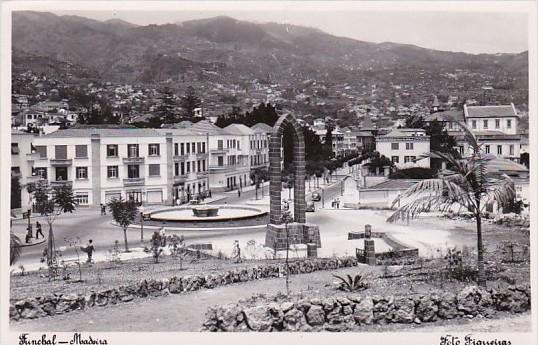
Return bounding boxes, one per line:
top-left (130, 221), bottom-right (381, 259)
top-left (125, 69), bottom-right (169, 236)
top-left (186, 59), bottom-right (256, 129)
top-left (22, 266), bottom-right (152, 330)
top-left (484, 144), bottom-right (515, 156)
top-left (173, 160), bottom-right (208, 176)
top-left (32, 164), bottom-right (164, 180)
top-left (173, 142), bottom-right (206, 156)
top-left (250, 139), bottom-right (268, 150)
top-left (391, 142), bottom-right (414, 150)
top-left (391, 156), bottom-right (417, 164)
top-left (470, 119), bottom-right (512, 130)
top-left (33, 142), bottom-right (209, 159)
top-left (250, 155), bottom-right (268, 166)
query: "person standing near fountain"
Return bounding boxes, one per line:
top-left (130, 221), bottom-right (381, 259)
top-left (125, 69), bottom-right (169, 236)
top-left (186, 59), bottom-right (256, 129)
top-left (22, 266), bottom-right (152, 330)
top-left (232, 240), bottom-right (242, 263)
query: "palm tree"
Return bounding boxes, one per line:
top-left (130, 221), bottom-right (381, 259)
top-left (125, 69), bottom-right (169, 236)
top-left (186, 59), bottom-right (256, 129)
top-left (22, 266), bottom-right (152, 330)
top-left (387, 123), bottom-right (515, 286)
top-left (10, 232), bottom-right (22, 266)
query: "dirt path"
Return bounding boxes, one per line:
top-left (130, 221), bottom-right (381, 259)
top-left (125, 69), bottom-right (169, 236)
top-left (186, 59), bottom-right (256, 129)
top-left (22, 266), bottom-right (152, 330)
top-left (11, 265), bottom-right (531, 332)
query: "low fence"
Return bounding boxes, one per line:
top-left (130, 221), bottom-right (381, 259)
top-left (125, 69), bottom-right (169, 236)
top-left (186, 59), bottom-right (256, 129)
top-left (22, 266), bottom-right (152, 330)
top-left (201, 284), bottom-right (531, 331)
top-left (10, 257), bottom-right (358, 321)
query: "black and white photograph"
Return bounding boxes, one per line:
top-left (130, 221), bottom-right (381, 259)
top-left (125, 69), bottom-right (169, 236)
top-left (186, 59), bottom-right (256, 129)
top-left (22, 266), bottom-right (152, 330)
top-left (1, 1), bottom-right (537, 344)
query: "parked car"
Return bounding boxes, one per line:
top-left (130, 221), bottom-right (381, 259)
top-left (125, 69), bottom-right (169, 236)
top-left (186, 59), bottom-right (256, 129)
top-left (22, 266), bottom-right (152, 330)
top-left (190, 195), bottom-right (201, 205)
top-left (306, 200), bottom-right (315, 212)
top-left (311, 192), bottom-right (321, 201)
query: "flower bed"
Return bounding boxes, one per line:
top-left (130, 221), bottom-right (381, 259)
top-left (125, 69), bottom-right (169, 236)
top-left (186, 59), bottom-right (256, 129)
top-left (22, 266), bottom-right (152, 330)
top-left (10, 257), bottom-right (358, 321)
top-left (201, 285), bottom-right (531, 332)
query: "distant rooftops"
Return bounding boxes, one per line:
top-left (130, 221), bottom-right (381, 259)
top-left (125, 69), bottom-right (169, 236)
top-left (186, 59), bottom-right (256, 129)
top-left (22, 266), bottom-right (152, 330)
top-left (379, 128), bottom-right (428, 139)
top-left (424, 109), bottom-right (465, 122)
top-left (464, 104), bottom-right (518, 118)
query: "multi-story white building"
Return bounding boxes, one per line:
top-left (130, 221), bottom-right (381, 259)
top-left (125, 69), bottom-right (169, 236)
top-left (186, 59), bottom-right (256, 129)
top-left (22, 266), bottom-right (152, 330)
top-left (188, 120), bottom-right (250, 192)
top-left (156, 128), bottom-right (210, 204)
top-left (250, 123), bottom-right (271, 173)
top-left (463, 104), bottom-right (521, 162)
top-left (376, 128), bottom-right (431, 169)
top-left (31, 128), bottom-right (171, 206)
top-left (11, 130), bottom-right (40, 209)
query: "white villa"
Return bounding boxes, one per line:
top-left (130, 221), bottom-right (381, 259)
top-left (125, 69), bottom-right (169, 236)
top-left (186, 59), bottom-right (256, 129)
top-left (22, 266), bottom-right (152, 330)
top-left (375, 128), bottom-right (431, 169)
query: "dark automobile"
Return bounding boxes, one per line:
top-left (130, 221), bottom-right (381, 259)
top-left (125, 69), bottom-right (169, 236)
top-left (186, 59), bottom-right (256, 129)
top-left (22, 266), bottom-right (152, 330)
top-left (311, 192), bottom-right (321, 201)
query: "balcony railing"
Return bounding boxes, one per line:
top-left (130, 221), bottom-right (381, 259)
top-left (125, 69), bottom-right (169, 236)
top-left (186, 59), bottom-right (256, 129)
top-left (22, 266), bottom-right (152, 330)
top-left (122, 157), bottom-right (145, 164)
top-left (123, 177), bottom-right (145, 186)
top-left (196, 171), bottom-right (209, 179)
top-left (210, 148), bottom-right (228, 154)
top-left (173, 155), bottom-right (188, 162)
top-left (26, 153), bottom-right (41, 161)
top-left (196, 152), bottom-right (209, 159)
top-left (209, 165), bottom-right (229, 171)
top-left (173, 175), bottom-right (188, 184)
top-left (51, 180), bottom-right (73, 187)
top-left (50, 158), bottom-right (73, 166)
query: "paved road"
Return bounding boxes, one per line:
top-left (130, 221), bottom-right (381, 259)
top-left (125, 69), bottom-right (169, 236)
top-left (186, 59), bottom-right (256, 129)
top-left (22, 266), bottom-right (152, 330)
top-left (12, 172), bottom-right (353, 269)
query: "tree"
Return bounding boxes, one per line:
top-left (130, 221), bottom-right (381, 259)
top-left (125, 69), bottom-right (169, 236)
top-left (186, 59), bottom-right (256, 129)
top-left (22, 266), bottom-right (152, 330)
top-left (280, 210), bottom-right (294, 296)
top-left (324, 118), bottom-right (335, 158)
top-left (387, 123), bottom-right (515, 286)
top-left (180, 86), bottom-right (201, 118)
top-left (404, 114), bottom-right (425, 129)
top-left (30, 180), bottom-right (77, 267)
top-left (10, 232), bottom-right (22, 266)
top-left (158, 86), bottom-right (178, 124)
top-left (11, 175), bottom-right (21, 209)
top-left (107, 197), bottom-right (139, 252)
top-left (520, 152), bottom-right (529, 169)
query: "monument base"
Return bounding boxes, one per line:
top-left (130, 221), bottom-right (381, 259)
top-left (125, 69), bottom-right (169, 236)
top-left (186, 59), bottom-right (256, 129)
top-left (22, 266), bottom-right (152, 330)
top-left (265, 222), bottom-right (321, 251)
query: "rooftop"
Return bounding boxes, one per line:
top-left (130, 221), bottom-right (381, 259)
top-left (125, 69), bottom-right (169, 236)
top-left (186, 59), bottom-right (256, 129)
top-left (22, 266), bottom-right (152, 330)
top-left (464, 104), bottom-right (518, 118)
top-left (424, 110), bottom-right (464, 122)
top-left (366, 179), bottom-right (420, 190)
top-left (251, 123), bottom-right (273, 133)
top-left (42, 127), bottom-right (162, 138)
top-left (189, 120), bottom-right (230, 135)
top-left (484, 155), bottom-right (528, 173)
top-left (224, 123), bottom-right (255, 135)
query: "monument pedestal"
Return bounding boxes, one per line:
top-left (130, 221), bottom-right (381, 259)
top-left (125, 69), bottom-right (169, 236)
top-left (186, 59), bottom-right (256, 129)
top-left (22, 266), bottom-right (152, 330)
top-left (265, 222), bottom-right (321, 251)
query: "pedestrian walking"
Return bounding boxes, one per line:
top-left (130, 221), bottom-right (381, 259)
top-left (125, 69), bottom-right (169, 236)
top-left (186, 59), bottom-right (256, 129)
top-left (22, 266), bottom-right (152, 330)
top-left (238, 189), bottom-right (241, 198)
top-left (85, 239), bottom-right (95, 263)
top-left (160, 226), bottom-right (166, 247)
top-left (35, 221), bottom-right (44, 239)
top-left (209, 190), bottom-right (212, 198)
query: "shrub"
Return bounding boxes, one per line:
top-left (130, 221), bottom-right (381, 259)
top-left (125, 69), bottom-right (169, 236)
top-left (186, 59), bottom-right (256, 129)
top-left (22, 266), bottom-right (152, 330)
top-left (332, 273), bottom-right (369, 291)
top-left (390, 167), bottom-right (436, 179)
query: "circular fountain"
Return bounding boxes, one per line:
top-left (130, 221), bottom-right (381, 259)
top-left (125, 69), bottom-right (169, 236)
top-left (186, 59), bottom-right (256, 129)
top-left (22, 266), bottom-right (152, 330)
top-left (142, 205), bottom-right (269, 228)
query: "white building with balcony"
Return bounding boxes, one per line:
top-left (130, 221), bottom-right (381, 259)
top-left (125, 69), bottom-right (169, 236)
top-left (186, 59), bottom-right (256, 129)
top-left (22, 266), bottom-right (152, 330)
top-left (30, 128), bottom-right (171, 206)
top-left (376, 128), bottom-right (431, 169)
top-left (188, 120), bottom-right (249, 192)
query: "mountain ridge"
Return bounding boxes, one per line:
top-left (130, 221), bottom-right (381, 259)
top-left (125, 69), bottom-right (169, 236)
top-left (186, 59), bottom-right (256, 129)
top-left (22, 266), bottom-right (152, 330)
top-left (12, 11), bottom-right (528, 85)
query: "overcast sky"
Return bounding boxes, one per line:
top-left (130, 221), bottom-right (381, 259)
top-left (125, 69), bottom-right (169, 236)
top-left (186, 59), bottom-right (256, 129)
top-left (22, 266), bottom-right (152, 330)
top-left (52, 9), bottom-right (529, 54)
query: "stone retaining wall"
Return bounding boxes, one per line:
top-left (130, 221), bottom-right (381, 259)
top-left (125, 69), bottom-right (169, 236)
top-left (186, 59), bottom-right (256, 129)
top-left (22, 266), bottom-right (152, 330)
top-left (10, 257), bottom-right (358, 321)
top-left (201, 285), bottom-right (531, 332)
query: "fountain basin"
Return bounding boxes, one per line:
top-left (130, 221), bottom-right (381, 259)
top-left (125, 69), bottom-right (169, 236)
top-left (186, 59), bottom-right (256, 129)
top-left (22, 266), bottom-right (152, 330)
top-left (148, 205), bottom-right (267, 222)
top-left (192, 206), bottom-right (219, 217)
